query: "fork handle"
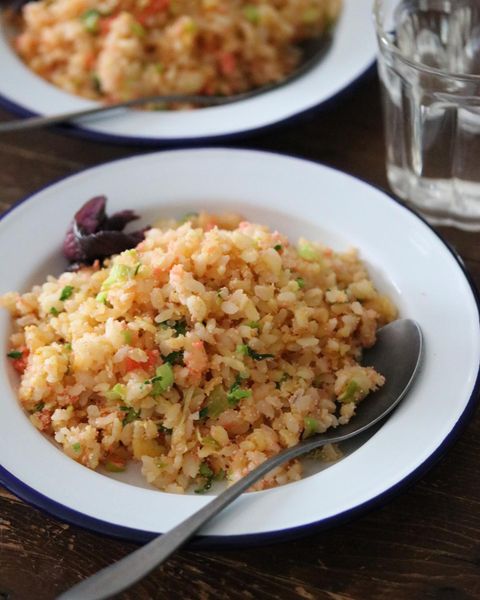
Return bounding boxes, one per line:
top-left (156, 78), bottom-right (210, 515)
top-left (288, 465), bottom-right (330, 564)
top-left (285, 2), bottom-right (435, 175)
top-left (0, 93), bottom-right (241, 133)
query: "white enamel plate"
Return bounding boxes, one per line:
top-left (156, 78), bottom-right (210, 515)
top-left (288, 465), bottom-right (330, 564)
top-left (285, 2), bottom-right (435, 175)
top-left (0, 149), bottom-right (479, 545)
top-left (0, 0), bottom-right (375, 144)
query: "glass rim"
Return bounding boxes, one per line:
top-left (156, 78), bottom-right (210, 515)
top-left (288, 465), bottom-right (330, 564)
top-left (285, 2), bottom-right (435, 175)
top-left (373, 0), bottom-right (480, 83)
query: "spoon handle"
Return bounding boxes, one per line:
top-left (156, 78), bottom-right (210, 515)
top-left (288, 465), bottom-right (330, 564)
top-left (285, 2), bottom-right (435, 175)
top-left (57, 434), bottom-right (331, 600)
top-left (0, 93), bottom-right (242, 133)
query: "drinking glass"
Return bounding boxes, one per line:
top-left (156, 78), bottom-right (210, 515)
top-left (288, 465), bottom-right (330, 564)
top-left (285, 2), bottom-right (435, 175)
top-left (374, 0), bottom-right (480, 230)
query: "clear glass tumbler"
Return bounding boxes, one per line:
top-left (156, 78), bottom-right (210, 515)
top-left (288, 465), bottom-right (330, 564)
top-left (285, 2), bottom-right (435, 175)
top-left (374, 0), bottom-right (480, 230)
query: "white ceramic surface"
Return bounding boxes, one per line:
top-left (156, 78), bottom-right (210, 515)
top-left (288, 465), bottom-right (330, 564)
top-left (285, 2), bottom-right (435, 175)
top-left (0, 148), bottom-right (479, 541)
top-left (0, 0), bottom-right (375, 143)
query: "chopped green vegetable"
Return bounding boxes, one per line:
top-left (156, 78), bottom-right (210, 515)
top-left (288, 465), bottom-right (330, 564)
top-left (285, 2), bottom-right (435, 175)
top-left (202, 435), bottom-right (221, 449)
top-left (173, 320), bottom-right (187, 336)
top-left (150, 363), bottom-right (174, 395)
top-left (33, 401), bottom-right (45, 412)
top-left (59, 285), bottom-right (74, 301)
top-left (247, 348), bottom-right (274, 360)
top-left (339, 380), bottom-right (360, 403)
top-left (81, 9), bottom-right (101, 33)
top-left (195, 462), bottom-right (214, 494)
top-left (134, 263), bottom-right (142, 276)
top-left (236, 344), bottom-right (249, 356)
top-left (163, 350), bottom-right (184, 365)
top-left (298, 241), bottom-right (319, 261)
top-left (303, 417), bottom-right (319, 439)
top-left (112, 383), bottom-right (126, 398)
top-left (7, 350), bottom-right (22, 359)
top-left (92, 73), bottom-right (102, 93)
top-left (155, 62), bottom-right (164, 73)
top-left (296, 277), bottom-right (305, 289)
top-left (227, 379), bottom-right (251, 406)
top-left (71, 442), bottom-right (81, 453)
top-left (274, 244), bottom-right (283, 251)
top-left (105, 460), bottom-right (126, 472)
top-left (202, 382), bottom-right (245, 421)
top-left (102, 263), bottom-right (132, 289)
top-left (243, 4), bottom-right (260, 23)
top-left (200, 386), bottom-right (228, 419)
top-left (122, 330), bottom-right (132, 345)
top-left (120, 406), bottom-right (140, 426)
top-left (199, 462), bottom-right (214, 479)
top-left (275, 372), bottom-right (290, 389)
top-left (302, 7), bottom-right (319, 24)
top-left (131, 21), bottom-right (145, 37)
top-left (195, 463), bottom-right (224, 494)
top-left (184, 18), bottom-right (197, 33)
top-left (158, 319), bottom-right (187, 337)
top-left (179, 212), bottom-right (199, 223)
top-left (105, 383), bottom-right (127, 401)
top-left (96, 291), bottom-right (109, 304)
top-left (248, 321), bottom-right (260, 329)
top-left (236, 344), bottom-right (273, 361)
top-left (215, 469), bottom-right (226, 482)
top-left (64, 343), bottom-right (72, 351)
top-left (194, 482), bottom-right (212, 494)
top-left (50, 307), bottom-right (60, 316)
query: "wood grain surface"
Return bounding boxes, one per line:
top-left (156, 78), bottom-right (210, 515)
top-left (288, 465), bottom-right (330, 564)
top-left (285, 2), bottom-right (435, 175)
top-left (1, 72), bottom-right (479, 600)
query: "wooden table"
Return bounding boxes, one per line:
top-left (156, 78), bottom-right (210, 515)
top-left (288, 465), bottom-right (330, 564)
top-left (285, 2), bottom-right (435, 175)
top-left (1, 72), bottom-right (479, 600)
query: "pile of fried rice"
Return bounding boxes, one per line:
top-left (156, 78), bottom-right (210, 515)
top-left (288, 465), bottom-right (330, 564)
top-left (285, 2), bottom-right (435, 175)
top-left (13, 0), bottom-right (342, 102)
top-left (1, 212), bottom-right (396, 493)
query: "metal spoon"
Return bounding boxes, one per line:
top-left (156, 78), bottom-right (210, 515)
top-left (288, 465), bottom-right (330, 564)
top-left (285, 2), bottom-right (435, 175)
top-left (57, 318), bottom-right (422, 600)
top-left (0, 34), bottom-right (333, 133)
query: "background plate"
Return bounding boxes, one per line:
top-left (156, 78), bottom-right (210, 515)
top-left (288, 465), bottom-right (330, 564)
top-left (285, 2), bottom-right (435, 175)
top-left (0, 0), bottom-right (376, 144)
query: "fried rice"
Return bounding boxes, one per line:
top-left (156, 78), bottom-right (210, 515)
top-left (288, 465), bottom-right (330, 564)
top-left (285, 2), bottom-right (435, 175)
top-left (1, 212), bottom-right (397, 493)
top-left (13, 0), bottom-right (342, 102)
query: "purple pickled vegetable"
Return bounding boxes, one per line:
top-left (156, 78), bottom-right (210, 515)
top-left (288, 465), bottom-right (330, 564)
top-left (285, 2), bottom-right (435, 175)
top-left (63, 196), bottom-right (147, 264)
top-left (103, 210), bottom-right (139, 231)
top-left (77, 228), bottom-right (148, 261)
top-left (63, 228), bottom-right (82, 262)
top-left (74, 195), bottom-right (106, 234)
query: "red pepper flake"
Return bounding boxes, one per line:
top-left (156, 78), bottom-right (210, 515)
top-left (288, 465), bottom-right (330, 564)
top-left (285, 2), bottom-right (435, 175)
top-left (153, 266), bottom-right (168, 280)
top-left (37, 410), bottom-right (52, 431)
top-left (124, 357), bottom-right (140, 372)
top-left (137, 0), bottom-right (170, 25)
top-left (9, 348), bottom-right (29, 374)
top-left (218, 52), bottom-right (237, 76)
top-left (123, 349), bottom-right (160, 373)
top-left (99, 15), bottom-right (116, 35)
top-left (84, 51), bottom-right (96, 69)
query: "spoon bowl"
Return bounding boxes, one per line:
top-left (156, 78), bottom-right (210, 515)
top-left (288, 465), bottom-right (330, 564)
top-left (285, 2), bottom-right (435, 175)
top-left (58, 318), bottom-right (422, 600)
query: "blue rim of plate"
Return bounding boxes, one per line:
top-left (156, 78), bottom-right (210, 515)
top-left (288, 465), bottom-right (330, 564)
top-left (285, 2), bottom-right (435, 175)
top-left (0, 63), bottom-right (376, 146)
top-left (0, 148), bottom-right (479, 549)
